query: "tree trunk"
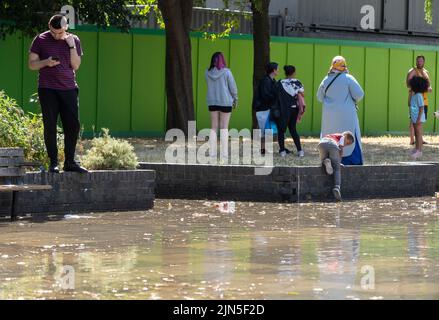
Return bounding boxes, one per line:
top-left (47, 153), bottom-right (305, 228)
top-left (157, 0), bottom-right (194, 134)
top-left (250, 0), bottom-right (271, 129)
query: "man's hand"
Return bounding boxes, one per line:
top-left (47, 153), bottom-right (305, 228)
top-left (46, 56), bottom-right (60, 68)
top-left (64, 34), bottom-right (75, 47)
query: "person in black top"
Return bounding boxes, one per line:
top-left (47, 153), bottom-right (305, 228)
top-left (272, 65), bottom-right (304, 157)
top-left (252, 62), bottom-right (279, 154)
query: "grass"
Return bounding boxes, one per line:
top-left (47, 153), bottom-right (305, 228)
top-left (89, 134), bottom-right (439, 167)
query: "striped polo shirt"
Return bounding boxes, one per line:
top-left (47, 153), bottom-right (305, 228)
top-left (29, 31), bottom-right (83, 90)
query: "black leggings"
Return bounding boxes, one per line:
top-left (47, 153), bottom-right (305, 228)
top-left (276, 108), bottom-right (302, 152)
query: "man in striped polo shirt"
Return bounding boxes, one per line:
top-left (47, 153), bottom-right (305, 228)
top-left (29, 14), bottom-right (87, 173)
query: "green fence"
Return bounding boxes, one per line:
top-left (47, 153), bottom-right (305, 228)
top-left (1, 26), bottom-right (439, 136)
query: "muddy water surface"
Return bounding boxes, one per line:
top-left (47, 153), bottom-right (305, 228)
top-left (0, 198), bottom-right (438, 300)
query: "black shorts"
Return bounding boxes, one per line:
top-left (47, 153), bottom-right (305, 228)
top-left (209, 105), bottom-right (232, 113)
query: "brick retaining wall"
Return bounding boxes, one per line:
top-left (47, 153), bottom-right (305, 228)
top-left (140, 162), bottom-right (436, 202)
top-left (0, 170), bottom-right (155, 216)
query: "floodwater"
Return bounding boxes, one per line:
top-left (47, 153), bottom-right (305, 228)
top-left (0, 198), bottom-right (438, 300)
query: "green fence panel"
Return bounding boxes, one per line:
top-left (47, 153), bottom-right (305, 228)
top-left (270, 42), bottom-right (287, 79)
top-left (312, 44), bottom-right (340, 133)
top-left (229, 39), bottom-right (253, 131)
top-left (75, 30), bottom-right (98, 133)
top-left (4, 28), bottom-right (439, 137)
top-left (388, 49), bottom-right (413, 132)
top-left (340, 46), bottom-right (366, 131)
top-left (196, 38), bottom-right (230, 131)
top-left (96, 31), bottom-right (132, 132)
top-left (364, 47), bottom-right (390, 133)
top-left (191, 37), bottom-right (199, 118)
top-left (414, 50), bottom-right (437, 133)
top-left (435, 52), bottom-right (439, 132)
top-left (0, 32), bottom-right (23, 106)
top-left (131, 34), bottom-right (166, 134)
top-left (287, 42), bottom-right (314, 134)
top-left (22, 36), bottom-right (39, 113)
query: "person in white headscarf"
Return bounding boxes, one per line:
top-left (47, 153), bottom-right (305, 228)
top-left (317, 56), bottom-right (365, 165)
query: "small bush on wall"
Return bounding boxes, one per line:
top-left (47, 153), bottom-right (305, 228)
top-left (81, 128), bottom-right (139, 170)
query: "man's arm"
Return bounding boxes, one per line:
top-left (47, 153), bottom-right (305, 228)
top-left (65, 34), bottom-right (81, 71)
top-left (424, 70), bottom-right (433, 92)
top-left (28, 52), bottom-right (59, 70)
top-left (406, 68), bottom-right (415, 88)
top-left (407, 69), bottom-right (415, 106)
top-left (69, 47), bottom-right (81, 71)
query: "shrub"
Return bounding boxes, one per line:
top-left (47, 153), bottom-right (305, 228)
top-left (81, 128), bottom-right (139, 170)
top-left (0, 90), bottom-right (64, 167)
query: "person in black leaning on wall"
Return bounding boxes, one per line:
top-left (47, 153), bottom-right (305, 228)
top-left (252, 62), bottom-right (279, 155)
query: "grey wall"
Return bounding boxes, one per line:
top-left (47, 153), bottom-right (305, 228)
top-left (205, 0), bottom-right (299, 15)
top-left (204, 0), bottom-right (439, 36)
top-left (140, 162), bottom-right (436, 202)
top-left (0, 170), bottom-right (155, 216)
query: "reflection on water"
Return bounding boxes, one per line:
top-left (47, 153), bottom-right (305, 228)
top-left (0, 198), bottom-right (439, 300)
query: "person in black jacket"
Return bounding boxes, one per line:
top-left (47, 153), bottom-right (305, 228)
top-left (272, 65), bottom-right (304, 157)
top-left (252, 62), bottom-right (279, 154)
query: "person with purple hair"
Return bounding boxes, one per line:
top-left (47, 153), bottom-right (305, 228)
top-left (205, 52), bottom-right (238, 163)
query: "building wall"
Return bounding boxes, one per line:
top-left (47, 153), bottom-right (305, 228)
top-left (206, 0), bottom-right (439, 36)
top-left (205, 0), bottom-right (299, 16)
top-left (1, 27), bottom-right (439, 137)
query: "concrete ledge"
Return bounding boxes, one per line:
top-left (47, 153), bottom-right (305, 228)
top-left (140, 162), bottom-right (436, 202)
top-left (0, 170), bottom-right (155, 216)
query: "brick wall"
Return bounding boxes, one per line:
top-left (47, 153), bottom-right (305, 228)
top-left (0, 170), bottom-right (155, 216)
top-left (140, 162), bottom-right (436, 202)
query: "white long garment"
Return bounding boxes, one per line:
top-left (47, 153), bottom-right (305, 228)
top-left (317, 72), bottom-right (364, 158)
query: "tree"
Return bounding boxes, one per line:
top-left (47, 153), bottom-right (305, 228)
top-left (157, 0), bottom-right (195, 135)
top-left (250, 0), bottom-right (270, 92)
top-left (425, 0), bottom-right (433, 24)
top-left (250, 0), bottom-right (270, 129)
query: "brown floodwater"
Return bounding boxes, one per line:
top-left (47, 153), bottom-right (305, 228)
top-left (0, 198), bottom-right (438, 300)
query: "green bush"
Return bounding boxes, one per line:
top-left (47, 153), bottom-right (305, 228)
top-left (0, 90), bottom-right (64, 167)
top-left (81, 128), bottom-right (139, 170)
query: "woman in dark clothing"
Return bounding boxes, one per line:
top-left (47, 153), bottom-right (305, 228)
top-left (272, 65), bottom-right (305, 157)
top-left (252, 62), bottom-right (279, 154)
